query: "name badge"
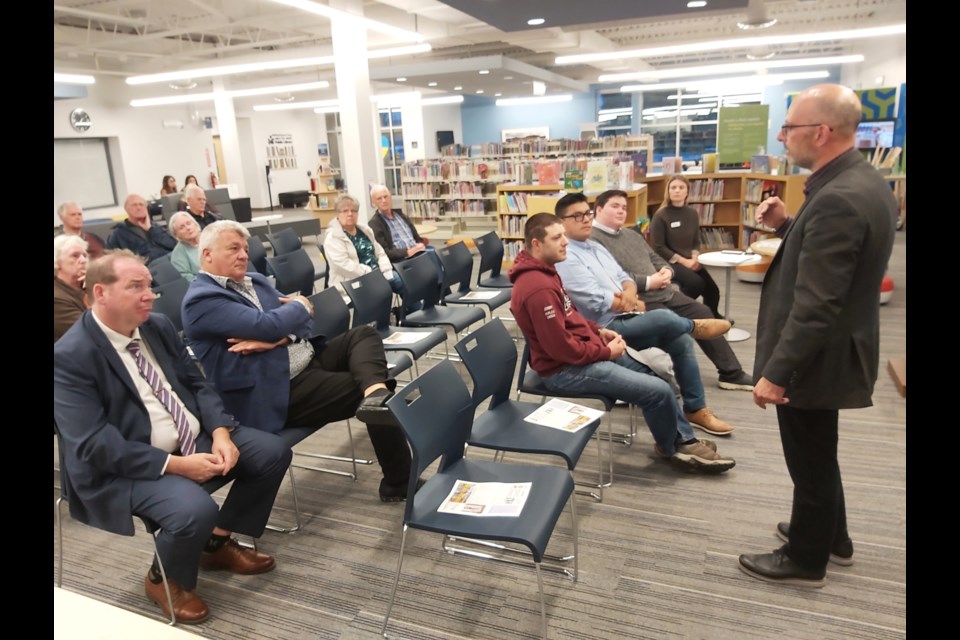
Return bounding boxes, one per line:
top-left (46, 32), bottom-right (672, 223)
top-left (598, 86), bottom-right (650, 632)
top-left (670, 220), bottom-right (681, 228)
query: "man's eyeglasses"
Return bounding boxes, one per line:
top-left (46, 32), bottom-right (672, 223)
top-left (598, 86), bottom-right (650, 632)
top-left (780, 123), bottom-right (834, 134)
top-left (562, 210), bottom-right (595, 223)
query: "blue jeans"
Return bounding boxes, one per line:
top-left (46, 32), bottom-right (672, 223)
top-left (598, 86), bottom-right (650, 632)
top-left (542, 355), bottom-right (697, 455)
top-left (605, 309), bottom-right (706, 414)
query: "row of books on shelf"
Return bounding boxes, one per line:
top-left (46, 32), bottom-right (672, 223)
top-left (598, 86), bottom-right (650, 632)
top-left (740, 203), bottom-right (778, 229)
top-left (403, 200), bottom-right (493, 218)
top-left (693, 203), bottom-right (717, 225)
top-left (688, 178), bottom-right (726, 201)
top-left (699, 228), bottom-right (737, 251)
top-left (402, 181), bottom-right (497, 199)
top-left (499, 191), bottom-right (558, 214)
top-left (402, 159), bottom-right (512, 181)
top-left (439, 135), bottom-right (652, 158)
top-left (403, 200), bottom-right (443, 219)
top-left (743, 179), bottom-right (782, 203)
top-left (500, 214), bottom-right (528, 236)
top-left (503, 239), bottom-right (525, 262)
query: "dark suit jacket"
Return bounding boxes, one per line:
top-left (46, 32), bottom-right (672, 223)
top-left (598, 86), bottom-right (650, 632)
top-left (753, 149), bottom-right (895, 409)
top-left (53, 311), bottom-right (235, 535)
top-left (369, 209), bottom-right (424, 262)
top-left (181, 272), bottom-right (315, 433)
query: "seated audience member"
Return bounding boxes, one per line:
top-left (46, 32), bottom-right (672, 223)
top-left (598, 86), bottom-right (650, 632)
top-left (54, 250), bottom-right (292, 624)
top-left (169, 212), bottom-right (202, 281)
top-left (160, 175), bottom-right (178, 196)
top-left (55, 201), bottom-right (105, 260)
top-left (368, 184), bottom-right (445, 291)
top-left (509, 213), bottom-right (736, 473)
top-left (183, 175), bottom-right (199, 189)
top-left (181, 221), bottom-right (416, 502)
top-left (589, 189), bottom-right (754, 392)
top-left (553, 192), bottom-right (736, 437)
top-left (180, 184), bottom-right (222, 227)
top-left (324, 195), bottom-right (419, 315)
top-left (106, 194), bottom-right (177, 263)
top-left (53, 234), bottom-right (89, 342)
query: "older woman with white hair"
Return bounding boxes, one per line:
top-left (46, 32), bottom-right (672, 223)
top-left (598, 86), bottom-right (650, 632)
top-left (169, 211), bottom-right (202, 281)
top-left (54, 234), bottom-right (89, 342)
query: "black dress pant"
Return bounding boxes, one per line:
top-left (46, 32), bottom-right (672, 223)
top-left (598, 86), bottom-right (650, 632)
top-left (671, 262), bottom-right (721, 318)
top-left (286, 325), bottom-right (410, 485)
top-left (777, 404), bottom-right (849, 570)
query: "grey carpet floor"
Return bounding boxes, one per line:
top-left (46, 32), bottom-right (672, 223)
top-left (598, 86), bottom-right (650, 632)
top-left (53, 231), bottom-right (906, 639)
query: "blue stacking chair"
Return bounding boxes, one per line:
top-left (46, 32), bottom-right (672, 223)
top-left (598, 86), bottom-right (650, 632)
top-left (474, 231), bottom-right (513, 289)
top-left (266, 247), bottom-right (315, 296)
top-left (246, 235), bottom-right (269, 276)
top-left (437, 240), bottom-right (511, 320)
top-left (380, 360), bottom-right (578, 640)
top-left (148, 254), bottom-right (182, 287)
top-left (152, 277), bottom-right (190, 333)
top-left (267, 227), bottom-right (301, 255)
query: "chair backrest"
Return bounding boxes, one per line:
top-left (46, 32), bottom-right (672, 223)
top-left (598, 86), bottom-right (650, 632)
top-left (454, 318), bottom-right (517, 409)
top-left (148, 254), bottom-right (182, 286)
top-left (152, 277), bottom-right (190, 333)
top-left (160, 193), bottom-right (183, 222)
top-left (266, 248), bottom-right (315, 296)
top-left (342, 271), bottom-right (394, 331)
top-left (475, 231), bottom-right (505, 282)
top-left (267, 227), bottom-right (302, 255)
top-left (393, 251), bottom-right (442, 310)
top-left (247, 235), bottom-right (269, 275)
top-left (318, 245), bottom-right (331, 289)
top-left (386, 360), bottom-right (477, 518)
top-left (437, 241), bottom-right (474, 294)
top-left (307, 287), bottom-right (350, 340)
top-left (205, 188), bottom-right (236, 221)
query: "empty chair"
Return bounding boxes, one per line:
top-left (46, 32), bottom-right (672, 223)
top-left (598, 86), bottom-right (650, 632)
top-left (394, 251), bottom-right (485, 345)
top-left (266, 247), bottom-right (315, 296)
top-left (247, 235), bottom-right (269, 276)
top-left (380, 360), bottom-right (578, 640)
top-left (342, 271), bottom-right (446, 375)
top-left (474, 231), bottom-right (512, 289)
top-left (148, 254), bottom-right (182, 287)
top-left (437, 240), bottom-right (511, 319)
top-left (455, 319), bottom-right (604, 501)
top-left (152, 277), bottom-right (190, 333)
top-left (267, 227), bottom-right (301, 255)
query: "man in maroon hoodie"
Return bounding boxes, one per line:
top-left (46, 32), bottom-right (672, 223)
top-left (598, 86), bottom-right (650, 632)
top-left (509, 213), bottom-right (735, 473)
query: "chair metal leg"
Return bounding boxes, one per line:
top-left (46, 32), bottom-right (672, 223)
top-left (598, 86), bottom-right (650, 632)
top-left (266, 466), bottom-right (303, 533)
top-left (441, 536), bottom-right (575, 578)
top-left (535, 561), bottom-right (547, 640)
top-left (149, 531), bottom-right (177, 625)
top-left (290, 420), bottom-right (374, 480)
top-left (56, 496), bottom-right (64, 588)
top-left (381, 525), bottom-right (409, 638)
top-left (569, 491), bottom-right (579, 583)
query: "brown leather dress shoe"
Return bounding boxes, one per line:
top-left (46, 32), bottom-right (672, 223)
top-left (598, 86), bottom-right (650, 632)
top-left (690, 318), bottom-right (732, 340)
top-left (144, 573), bottom-right (209, 624)
top-left (199, 538), bottom-right (276, 575)
top-left (684, 407), bottom-right (735, 436)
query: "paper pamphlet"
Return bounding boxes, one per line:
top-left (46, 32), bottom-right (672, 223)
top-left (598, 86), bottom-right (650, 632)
top-left (383, 331), bottom-right (434, 345)
top-left (438, 480), bottom-right (531, 517)
top-left (460, 290), bottom-right (500, 300)
top-left (523, 398), bottom-right (602, 433)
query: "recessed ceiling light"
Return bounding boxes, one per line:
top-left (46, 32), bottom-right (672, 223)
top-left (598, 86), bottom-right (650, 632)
top-left (454, 85), bottom-right (463, 91)
top-left (687, 1), bottom-right (707, 8)
top-left (428, 81), bottom-right (438, 87)
top-left (737, 18), bottom-right (778, 30)
top-left (503, 76), bottom-right (514, 80)
top-left (494, 92), bottom-right (502, 97)
top-left (479, 70), bottom-right (490, 75)
top-left (476, 90), bottom-right (484, 94)
top-left (527, 18), bottom-right (545, 26)
top-left (396, 77), bottom-right (407, 82)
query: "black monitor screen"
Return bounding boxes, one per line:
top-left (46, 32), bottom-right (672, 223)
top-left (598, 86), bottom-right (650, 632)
top-left (855, 120), bottom-right (895, 150)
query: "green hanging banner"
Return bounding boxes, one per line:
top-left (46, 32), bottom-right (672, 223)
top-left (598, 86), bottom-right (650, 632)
top-left (717, 104), bottom-right (769, 170)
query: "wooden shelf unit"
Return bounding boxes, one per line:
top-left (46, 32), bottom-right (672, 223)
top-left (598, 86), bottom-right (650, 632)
top-left (739, 173), bottom-right (807, 248)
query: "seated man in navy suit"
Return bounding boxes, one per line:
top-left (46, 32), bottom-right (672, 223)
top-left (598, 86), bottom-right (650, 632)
top-left (54, 250), bottom-right (293, 624)
top-left (181, 220), bottom-right (414, 502)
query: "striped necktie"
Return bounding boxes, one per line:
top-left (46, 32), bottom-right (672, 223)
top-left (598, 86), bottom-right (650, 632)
top-left (126, 339), bottom-right (196, 456)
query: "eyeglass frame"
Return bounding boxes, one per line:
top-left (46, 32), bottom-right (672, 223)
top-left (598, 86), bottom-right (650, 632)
top-left (780, 123), bottom-right (834, 135)
top-left (560, 209), bottom-right (595, 223)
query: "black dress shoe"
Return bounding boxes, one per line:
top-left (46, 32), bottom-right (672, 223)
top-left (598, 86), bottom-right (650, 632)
top-left (738, 546), bottom-right (826, 588)
top-left (379, 477), bottom-right (426, 502)
top-left (776, 521), bottom-right (854, 566)
top-left (355, 388), bottom-right (397, 425)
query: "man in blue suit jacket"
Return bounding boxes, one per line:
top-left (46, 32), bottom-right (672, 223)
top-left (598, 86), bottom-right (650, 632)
top-left (739, 84), bottom-right (896, 587)
top-left (54, 250), bottom-right (292, 624)
top-left (181, 220), bottom-right (413, 502)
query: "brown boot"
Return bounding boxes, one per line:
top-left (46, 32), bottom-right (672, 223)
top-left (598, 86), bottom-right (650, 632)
top-left (684, 407), bottom-right (734, 436)
top-left (691, 319), bottom-right (732, 340)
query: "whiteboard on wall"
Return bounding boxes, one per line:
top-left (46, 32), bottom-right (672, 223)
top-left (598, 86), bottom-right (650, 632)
top-left (501, 127), bottom-right (549, 142)
top-left (54, 138), bottom-right (117, 214)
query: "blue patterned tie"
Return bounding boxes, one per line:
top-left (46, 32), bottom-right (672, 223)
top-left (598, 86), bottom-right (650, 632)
top-left (126, 339), bottom-right (196, 456)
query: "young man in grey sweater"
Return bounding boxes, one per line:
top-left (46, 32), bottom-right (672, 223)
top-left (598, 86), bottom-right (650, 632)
top-left (590, 190), bottom-right (754, 391)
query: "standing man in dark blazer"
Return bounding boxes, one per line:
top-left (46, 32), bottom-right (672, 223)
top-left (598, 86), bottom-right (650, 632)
top-left (54, 250), bottom-right (292, 623)
top-left (738, 84), bottom-right (896, 587)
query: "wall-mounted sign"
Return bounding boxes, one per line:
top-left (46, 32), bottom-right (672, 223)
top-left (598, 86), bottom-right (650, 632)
top-left (267, 133), bottom-right (297, 170)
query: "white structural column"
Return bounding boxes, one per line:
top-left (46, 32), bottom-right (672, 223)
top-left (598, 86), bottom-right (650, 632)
top-left (330, 1), bottom-right (381, 224)
top-left (212, 77), bottom-right (246, 196)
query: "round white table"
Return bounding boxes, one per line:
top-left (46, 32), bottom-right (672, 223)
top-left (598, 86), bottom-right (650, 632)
top-left (696, 251), bottom-right (762, 342)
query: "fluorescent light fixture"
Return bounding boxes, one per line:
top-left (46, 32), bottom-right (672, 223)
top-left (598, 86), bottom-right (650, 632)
top-left (454, 86), bottom-right (463, 91)
top-left (738, 18), bottom-right (777, 30)
top-left (269, 0), bottom-right (424, 42)
top-left (396, 77), bottom-right (407, 82)
top-left (527, 18), bottom-right (545, 26)
top-left (127, 43), bottom-right (431, 86)
top-left (54, 73), bottom-right (96, 85)
top-left (421, 95), bottom-right (464, 106)
top-left (496, 95), bottom-right (572, 107)
top-left (687, 1), bottom-right (707, 7)
top-left (621, 71), bottom-right (829, 93)
top-left (297, 94), bottom-right (462, 113)
top-left (556, 24), bottom-right (905, 65)
top-left (257, 99), bottom-right (340, 112)
top-left (428, 81), bottom-right (438, 87)
top-left (479, 70), bottom-right (490, 75)
top-left (476, 90), bottom-right (484, 94)
top-left (133, 81), bottom-right (330, 108)
top-left (599, 55), bottom-right (862, 82)
top-left (494, 92), bottom-right (502, 97)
